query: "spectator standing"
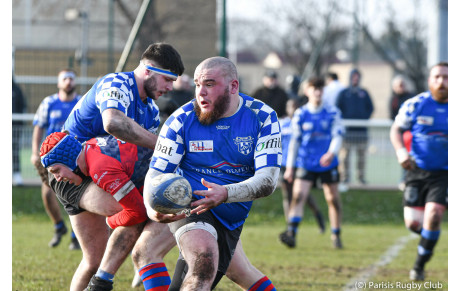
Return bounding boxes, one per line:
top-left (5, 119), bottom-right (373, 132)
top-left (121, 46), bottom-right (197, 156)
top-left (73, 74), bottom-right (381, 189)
top-left (390, 62), bottom-right (448, 281)
top-left (389, 75), bottom-right (413, 120)
top-left (30, 68), bottom-right (81, 250)
top-left (279, 77), bottom-right (344, 249)
top-left (389, 75), bottom-right (414, 190)
top-left (251, 70), bottom-right (289, 118)
top-left (336, 68), bottom-right (374, 189)
top-left (323, 72), bottom-right (344, 108)
top-left (12, 78), bottom-right (27, 186)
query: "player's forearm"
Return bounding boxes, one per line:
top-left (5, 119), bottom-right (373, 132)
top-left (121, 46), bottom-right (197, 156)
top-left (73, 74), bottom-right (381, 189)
top-left (224, 167), bottom-right (279, 203)
top-left (31, 126), bottom-right (44, 154)
top-left (107, 186), bottom-right (147, 228)
top-left (103, 111), bottom-right (157, 149)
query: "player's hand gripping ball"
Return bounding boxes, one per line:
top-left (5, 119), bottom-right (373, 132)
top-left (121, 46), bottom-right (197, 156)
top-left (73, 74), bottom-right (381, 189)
top-left (146, 173), bottom-right (192, 215)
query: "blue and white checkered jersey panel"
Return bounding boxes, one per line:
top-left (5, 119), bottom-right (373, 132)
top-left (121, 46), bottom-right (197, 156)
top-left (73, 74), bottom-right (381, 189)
top-left (394, 92), bottom-right (448, 171)
top-left (149, 94), bottom-right (281, 230)
top-left (63, 71), bottom-right (160, 142)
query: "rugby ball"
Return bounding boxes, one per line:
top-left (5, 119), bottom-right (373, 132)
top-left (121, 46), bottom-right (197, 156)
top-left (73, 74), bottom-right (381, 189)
top-left (146, 173), bottom-right (192, 215)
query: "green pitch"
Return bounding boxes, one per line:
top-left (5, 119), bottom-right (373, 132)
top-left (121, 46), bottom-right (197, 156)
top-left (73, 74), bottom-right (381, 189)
top-left (12, 186), bottom-right (448, 290)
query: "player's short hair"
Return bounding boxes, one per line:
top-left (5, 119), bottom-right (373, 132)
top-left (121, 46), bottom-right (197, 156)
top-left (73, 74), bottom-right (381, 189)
top-left (327, 72), bottom-right (338, 80)
top-left (141, 43), bottom-right (185, 77)
top-left (307, 77), bottom-right (325, 89)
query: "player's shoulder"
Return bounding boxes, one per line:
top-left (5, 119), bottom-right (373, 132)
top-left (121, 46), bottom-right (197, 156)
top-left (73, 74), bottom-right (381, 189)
top-left (97, 71), bottom-right (134, 90)
top-left (401, 92), bottom-right (431, 112)
top-left (162, 100), bottom-right (195, 129)
top-left (41, 93), bottom-right (59, 104)
top-left (241, 93), bottom-right (277, 120)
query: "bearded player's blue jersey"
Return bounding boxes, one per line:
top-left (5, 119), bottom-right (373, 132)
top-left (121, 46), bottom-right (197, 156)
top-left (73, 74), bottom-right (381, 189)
top-left (149, 93), bottom-right (282, 230)
top-left (290, 103), bottom-right (344, 172)
top-left (63, 71), bottom-right (160, 142)
top-left (280, 116), bottom-right (293, 167)
top-left (33, 93), bottom-right (82, 135)
top-left (394, 92), bottom-right (448, 171)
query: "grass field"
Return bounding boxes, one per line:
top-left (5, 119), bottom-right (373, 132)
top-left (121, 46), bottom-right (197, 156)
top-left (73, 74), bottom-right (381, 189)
top-left (12, 186), bottom-right (448, 290)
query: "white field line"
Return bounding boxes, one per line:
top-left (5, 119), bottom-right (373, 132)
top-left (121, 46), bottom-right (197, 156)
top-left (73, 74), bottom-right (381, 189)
top-left (343, 233), bottom-right (418, 291)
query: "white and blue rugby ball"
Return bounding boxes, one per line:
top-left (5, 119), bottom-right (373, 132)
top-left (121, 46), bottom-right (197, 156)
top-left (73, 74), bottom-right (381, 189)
top-left (146, 173), bottom-right (192, 215)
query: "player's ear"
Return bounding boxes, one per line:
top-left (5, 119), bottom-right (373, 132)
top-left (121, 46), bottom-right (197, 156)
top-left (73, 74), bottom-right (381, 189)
top-left (230, 79), bottom-right (239, 94)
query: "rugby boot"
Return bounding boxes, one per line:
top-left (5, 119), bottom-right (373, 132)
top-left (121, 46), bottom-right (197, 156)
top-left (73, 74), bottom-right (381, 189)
top-left (69, 236), bottom-right (81, 250)
top-left (332, 234), bottom-right (343, 249)
top-left (279, 230), bottom-right (296, 248)
top-left (48, 224), bottom-right (68, 247)
top-left (85, 275), bottom-right (113, 291)
top-left (409, 268), bottom-right (425, 281)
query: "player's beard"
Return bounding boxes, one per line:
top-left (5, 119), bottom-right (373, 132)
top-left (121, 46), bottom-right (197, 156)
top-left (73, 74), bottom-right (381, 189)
top-left (431, 84), bottom-right (448, 102)
top-left (64, 85), bottom-right (75, 95)
top-left (194, 88), bottom-right (230, 125)
top-left (144, 75), bottom-right (158, 100)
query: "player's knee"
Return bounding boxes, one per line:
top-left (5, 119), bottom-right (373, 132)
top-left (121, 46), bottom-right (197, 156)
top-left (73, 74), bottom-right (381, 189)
top-left (191, 250), bottom-right (216, 281)
top-left (405, 219), bottom-right (422, 234)
top-left (404, 207), bottom-right (424, 232)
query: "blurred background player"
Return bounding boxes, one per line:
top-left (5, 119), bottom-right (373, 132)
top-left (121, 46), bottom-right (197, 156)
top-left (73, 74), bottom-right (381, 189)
top-left (280, 77), bottom-right (345, 249)
top-left (251, 70), bottom-right (289, 118)
top-left (12, 77), bottom-right (27, 186)
top-left (30, 68), bottom-right (81, 249)
top-left (279, 98), bottom-right (325, 233)
top-left (390, 62), bottom-right (448, 281)
top-left (322, 72), bottom-right (344, 108)
top-left (336, 68), bottom-right (373, 190)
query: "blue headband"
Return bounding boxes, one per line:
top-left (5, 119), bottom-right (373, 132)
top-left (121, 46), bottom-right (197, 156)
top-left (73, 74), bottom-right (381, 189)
top-left (41, 135), bottom-right (82, 171)
top-left (142, 61), bottom-right (178, 79)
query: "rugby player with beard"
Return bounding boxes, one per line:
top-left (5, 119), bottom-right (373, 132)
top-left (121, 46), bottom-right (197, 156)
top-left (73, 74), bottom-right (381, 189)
top-left (47, 43), bottom-right (185, 291)
top-left (390, 62), bottom-right (448, 281)
top-left (137, 56), bottom-right (279, 290)
top-left (31, 68), bottom-right (82, 250)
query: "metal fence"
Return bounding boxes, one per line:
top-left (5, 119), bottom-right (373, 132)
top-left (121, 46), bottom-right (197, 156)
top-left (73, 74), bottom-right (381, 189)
top-left (11, 115), bottom-right (401, 189)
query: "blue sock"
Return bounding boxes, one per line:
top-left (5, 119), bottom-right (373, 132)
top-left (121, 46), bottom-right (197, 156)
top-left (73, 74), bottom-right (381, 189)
top-left (332, 228), bottom-right (341, 236)
top-left (70, 231), bottom-right (77, 239)
top-left (55, 220), bottom-right (65, 230)
top-left (96, 269), bottom-right (114, 282)
top-left (287, 216), bottom-right (302, 234)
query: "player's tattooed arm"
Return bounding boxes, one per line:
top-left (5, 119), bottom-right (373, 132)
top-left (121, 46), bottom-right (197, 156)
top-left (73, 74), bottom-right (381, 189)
top-left (223, 167), bottom-right (280, 203)
top-left (102, 108), bottom-right (158, 149)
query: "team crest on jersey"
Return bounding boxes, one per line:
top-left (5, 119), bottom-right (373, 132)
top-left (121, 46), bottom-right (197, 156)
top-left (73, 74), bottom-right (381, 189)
top-left (190, 140), bottom-right (213, 152)
top-left (417, 116), bottom-right (434, 126)
top-left (321, 120), bottom-right (329, 130)
top-left (234, 136), bottom-right (254, 155)
top-left (302, 122), bottom-right (313, 131)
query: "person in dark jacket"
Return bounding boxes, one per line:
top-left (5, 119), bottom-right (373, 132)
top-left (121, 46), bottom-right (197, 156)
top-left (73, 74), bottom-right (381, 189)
top-left (336, 68), bottom-right (374, 187)
top-left (251, 70), bottom-right (289, 118)
top-left (389, 75), bottom-right (413, 120)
